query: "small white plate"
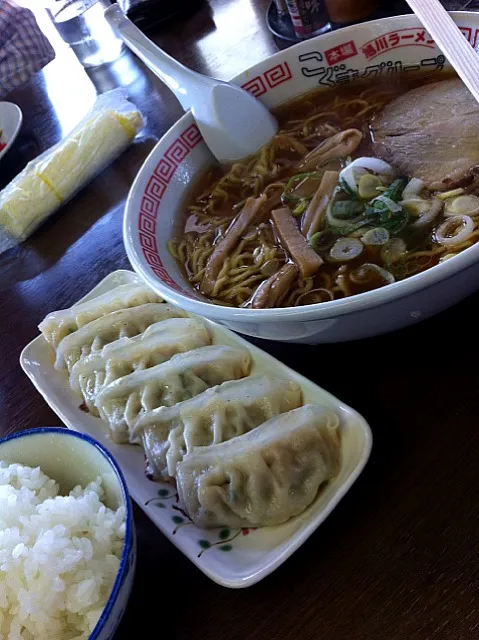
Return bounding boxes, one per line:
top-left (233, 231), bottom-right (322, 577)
top-left (0, 102), bottom-right (22, 161)
top-left (20, 270), bottom-right (373, 588)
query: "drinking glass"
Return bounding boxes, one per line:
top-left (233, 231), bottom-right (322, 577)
top-left (48, 0), bottom-right (124, 68)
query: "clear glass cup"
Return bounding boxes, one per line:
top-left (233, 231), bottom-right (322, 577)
top-left (48, 0), bottom-right (124, 68)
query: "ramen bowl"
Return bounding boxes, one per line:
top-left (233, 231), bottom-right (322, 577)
top-left (124, 11), bottom-right (479, 343)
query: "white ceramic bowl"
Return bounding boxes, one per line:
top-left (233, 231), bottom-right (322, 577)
top-left (124, 12), bottom-right (479, 343)
top-left (0, 427), bottom-right (136, 640)
top-left (0, 102), bottom-right (22, 162)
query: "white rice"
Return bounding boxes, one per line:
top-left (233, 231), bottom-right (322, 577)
top-left (0, 462), bottom-right (126, 640)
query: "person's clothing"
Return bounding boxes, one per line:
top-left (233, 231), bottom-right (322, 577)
top-left (0, 0), bottom-right (55, 98)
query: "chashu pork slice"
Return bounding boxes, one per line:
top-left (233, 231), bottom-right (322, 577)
top-left (372, 78), bottom-right (479, 191)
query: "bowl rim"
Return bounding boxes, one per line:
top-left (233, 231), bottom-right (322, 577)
top-left (124, 11), bottom-right (479, 323)
top-left (0, 102), bottom-right (23, 162)
top-left (0, 427), bottom-right (134, 639)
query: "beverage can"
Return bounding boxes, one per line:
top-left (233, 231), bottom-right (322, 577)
top-left (285, 0), bottom-right (328, 39)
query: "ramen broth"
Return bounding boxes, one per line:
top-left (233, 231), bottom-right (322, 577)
top-left (169, 70), bottom-right (479, 308)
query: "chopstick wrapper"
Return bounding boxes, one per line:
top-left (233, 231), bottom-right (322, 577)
top-left (0, 89), bottom-right (144, 253)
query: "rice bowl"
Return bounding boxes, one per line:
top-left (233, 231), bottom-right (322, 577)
top-left (0, 428), bottom-right (135, 640)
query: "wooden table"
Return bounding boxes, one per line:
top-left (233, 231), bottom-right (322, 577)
top-left (2, 1), bottom-right (479, 638)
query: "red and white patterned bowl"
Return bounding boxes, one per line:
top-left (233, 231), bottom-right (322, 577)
top-left (124, 12), bottom-right (479, 343)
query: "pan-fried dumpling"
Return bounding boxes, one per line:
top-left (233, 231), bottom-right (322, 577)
top-left (55, 303), bottom-right (185, 371)
top-left (133, 375), bottom-right (303, 481)
top-left (176, 404), bottom-right (341, 529)
top-left (39, 282), bottom-right (161, 348)
top-left (95, 345), bottom-right (251, 443)
top-left (69, 318), bottom-right (211, 415)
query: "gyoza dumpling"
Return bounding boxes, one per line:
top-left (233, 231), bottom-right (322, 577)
top-left (55, 303), bottom-right (185, 370)
top-left (95, 345), bottom-right (251, 443)
top-left (69, 318), bottom-right (211, 416)
top-left (39, 282), bottom-right (161, 348)
top-left (176, 404), bottom-right (341, 529)
top-left (133, 375), bottom-right (303, 481)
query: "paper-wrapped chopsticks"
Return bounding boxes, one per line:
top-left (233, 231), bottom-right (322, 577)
top-left (0, 89), bottom-right (144, 253)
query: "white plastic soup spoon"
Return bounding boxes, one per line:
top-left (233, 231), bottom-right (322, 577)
top-left (104, 4), bottom-right (278, 164)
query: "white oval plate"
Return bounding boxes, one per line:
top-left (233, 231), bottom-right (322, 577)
top-left (0, 102), bottom-right (22, 161)
top-left (20, 270), bottom-right (372, 588)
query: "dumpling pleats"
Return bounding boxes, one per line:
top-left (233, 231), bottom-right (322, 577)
top-left (69, 317), bottom-right (211, 415)
top-left (95, 345), bottom-right (252, 443)
top-left (39, 281), bottom-right (161, 349)
top-left (133, 375), bottom-right (303, 481)
top-left (176, 404), bottom-right (341, 528)
top-left (54, 303), bottom-right (186, 370)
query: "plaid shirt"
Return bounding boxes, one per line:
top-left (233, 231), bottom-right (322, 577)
top-left (0, 0), bottom-right (55, 98)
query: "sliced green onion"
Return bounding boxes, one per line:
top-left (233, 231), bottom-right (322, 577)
top-left (292, 199), bottom-right (308, 216)
top-left (350, 263), bottom-right (395, 285)
top-left (340, 157), bottom-right (393, 194)
top-left (402, 178), bottom-right (425, 200)
top-left (382, 178), bottom-right (406, 202)
top-left (331, 200), bottom-right (364, 219)
top-left (327, 196), bottom-right (363, 228)
top-left (373, 195), bottom-right (402, 213)
top-left (380, 238), bottom-right (407, 264)
top-left (309, 229), bottom-right (335, 253)
top-left (410, 198), bottom-right (442, 228)
top-left (400, 197), bottom-right (430, 217)
top-left (339, 178), bottom-right (358, 199)
top-left (384, 211), bottom-right (409, 234)
top-left (331, 221), bottom-right (370, 235)
top-left (444, 194), bottom-right (479, 217)
top-left (365, 189), bottom-right (409, 234)
top-left (362, 227), bottom-right (390, 246)
top-left (281, 172), bottom-right (318, 204)
top-left (358, 174), bottom-right (383, 200)
top-left (329, 237), bottom-right (363, 261)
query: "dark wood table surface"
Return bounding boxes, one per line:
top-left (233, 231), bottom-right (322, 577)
top-left (2, 1), bottom-right (479, 638)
